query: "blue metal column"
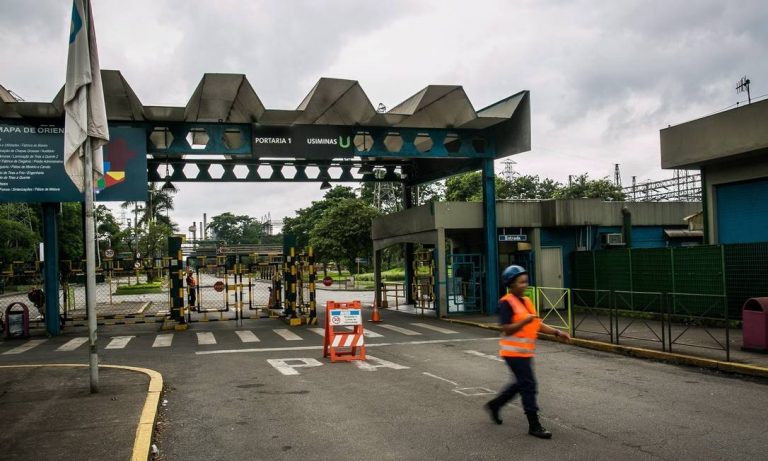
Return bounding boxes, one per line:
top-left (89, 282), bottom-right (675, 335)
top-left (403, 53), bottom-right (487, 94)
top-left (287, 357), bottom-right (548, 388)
top-left (481, 159), bottom-right (499, 314)
top-left (403, 186), bottom-right (414, 304)
top-left (42, 203), bottom-right (60, 335)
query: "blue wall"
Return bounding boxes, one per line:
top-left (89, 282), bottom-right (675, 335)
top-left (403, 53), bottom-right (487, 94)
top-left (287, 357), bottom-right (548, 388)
top-left (540, 225), bottom-right (688, 288)
top-left (716, 177), bottom-right (768, 244)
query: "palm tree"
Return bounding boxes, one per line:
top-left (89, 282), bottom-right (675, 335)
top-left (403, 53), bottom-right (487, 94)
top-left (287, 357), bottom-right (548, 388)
top-left (121, 183), bottom-right (178, 231)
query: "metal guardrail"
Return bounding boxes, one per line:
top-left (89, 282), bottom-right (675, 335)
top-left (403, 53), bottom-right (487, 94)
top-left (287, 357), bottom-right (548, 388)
top-left (571, 289), bottom-right (731, 360)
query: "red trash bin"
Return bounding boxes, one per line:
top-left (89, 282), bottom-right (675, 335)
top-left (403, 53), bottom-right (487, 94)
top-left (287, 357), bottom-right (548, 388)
top-left (742, 297), bottom-right (768, 352)
top-left (4, 302), bottom-right (30, 339)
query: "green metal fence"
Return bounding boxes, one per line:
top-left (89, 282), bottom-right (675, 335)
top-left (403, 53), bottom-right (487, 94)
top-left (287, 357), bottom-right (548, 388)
top-left (573, 243), bottom-right (768, 320)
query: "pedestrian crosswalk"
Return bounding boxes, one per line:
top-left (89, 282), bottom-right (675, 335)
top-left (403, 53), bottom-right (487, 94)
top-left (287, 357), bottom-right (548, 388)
top-left (0, 322), bottom-right (465, 355)
top-left (153, 334), bottom-right (174, 348)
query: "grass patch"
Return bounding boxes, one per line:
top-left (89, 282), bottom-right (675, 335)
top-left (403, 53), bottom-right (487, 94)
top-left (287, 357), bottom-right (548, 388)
top-left (114, 282), bottom-right (163, 295)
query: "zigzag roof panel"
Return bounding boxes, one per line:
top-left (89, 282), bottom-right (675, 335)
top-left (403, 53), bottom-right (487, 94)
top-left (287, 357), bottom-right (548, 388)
top-left (0, 70), bottom-right (526, 134)
top-left (184, 74), bottom-right (265, 123)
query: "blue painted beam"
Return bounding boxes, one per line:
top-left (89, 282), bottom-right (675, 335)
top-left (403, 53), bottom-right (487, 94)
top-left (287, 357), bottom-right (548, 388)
top-left (482, 159), bottom-right (499, 314)
top-left (42, 203), bottom-right (60, 335)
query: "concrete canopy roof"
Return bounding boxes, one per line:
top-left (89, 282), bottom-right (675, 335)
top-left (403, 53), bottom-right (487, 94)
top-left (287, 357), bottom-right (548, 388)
top-left (1, 71), bottom-right (531, 185)
top-left (1, 70), bottom-right (526, 132)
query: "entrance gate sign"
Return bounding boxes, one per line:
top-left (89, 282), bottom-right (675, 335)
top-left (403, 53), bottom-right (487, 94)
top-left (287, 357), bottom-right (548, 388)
top-left (0, 122), bottom-right (147, 202)
top-left (499, 234), bottom-right (528, 242)
top-left (252, 125), bottom-right (354, 158)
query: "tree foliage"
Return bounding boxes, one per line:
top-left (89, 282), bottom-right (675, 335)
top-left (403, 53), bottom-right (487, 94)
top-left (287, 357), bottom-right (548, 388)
top-left (445, 171), bottom-right (625, 201)
top-left (208, 212), bottom-right (274, 244)
top-left (309, 198), bottom-right (379, 274)
top-left (59, 203), bottom-right (84, 261)
top-left (554, 173), bottom-right (626, 201)
top-left (0, 219), bottom-right (37, 262)
top-left (282, 186), bottom-right (357, 250)
top-left (121, 183), bottom-right (177, 230)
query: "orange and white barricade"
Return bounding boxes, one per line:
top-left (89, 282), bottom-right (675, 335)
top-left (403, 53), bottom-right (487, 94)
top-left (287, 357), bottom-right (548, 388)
top-left (323, 300), bottom-right (366, 362)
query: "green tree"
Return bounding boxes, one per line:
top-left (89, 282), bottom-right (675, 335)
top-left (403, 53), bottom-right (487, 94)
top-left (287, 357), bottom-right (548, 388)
top-left (121, 183), bottom-right (177, 231)
top-left (309, 198), bottom-right (380, 276)
top-left (0, 219), bottom-right (37, 263)
top-left (139, 222), bottom-right (174, 281)
top-left (282, 186), bottom-right (357, 250)
top-left (445, 171), bottom-right (483, 201)
top-left (59, 203), bottom-right (84, 261)
top-left (554, 174), bottom-right (626, 201)
top-left (208, 212), bottom-right (268, 244)
top-left (445, 172), bottom-right (517, 201)
top-left (498, 174), bottom-right (563, 199)
top-left (95, 205), bottom-right (123, 252)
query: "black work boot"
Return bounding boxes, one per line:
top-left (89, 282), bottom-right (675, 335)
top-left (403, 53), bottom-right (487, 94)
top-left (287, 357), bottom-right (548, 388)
top-left (525, 412), bottom-right (552, 439)
top-left (484, 400), bottom-right (503, 425)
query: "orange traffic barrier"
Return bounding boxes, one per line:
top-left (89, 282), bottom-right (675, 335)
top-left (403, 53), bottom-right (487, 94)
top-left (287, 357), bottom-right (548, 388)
top-left (323, 300), bottom-right (366, 362)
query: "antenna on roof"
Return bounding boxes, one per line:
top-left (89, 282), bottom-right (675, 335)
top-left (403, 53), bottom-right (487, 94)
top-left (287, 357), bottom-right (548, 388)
top-left (736, 76), bottom-right (751, 104)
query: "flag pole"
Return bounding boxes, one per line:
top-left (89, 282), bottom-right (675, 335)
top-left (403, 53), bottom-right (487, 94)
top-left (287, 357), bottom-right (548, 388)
top-left (84, 137), bottom-right (100, 393)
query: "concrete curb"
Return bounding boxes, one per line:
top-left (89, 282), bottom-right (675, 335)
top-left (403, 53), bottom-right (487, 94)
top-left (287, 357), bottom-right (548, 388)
top-left (441, 318), bottom-right (768, 380)
top-left (0, 363), bottom-right (163, 461)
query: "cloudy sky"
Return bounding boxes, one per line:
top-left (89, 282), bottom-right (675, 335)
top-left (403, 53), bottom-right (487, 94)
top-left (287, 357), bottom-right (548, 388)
top-left (2, 0), bottom-right (766, 232)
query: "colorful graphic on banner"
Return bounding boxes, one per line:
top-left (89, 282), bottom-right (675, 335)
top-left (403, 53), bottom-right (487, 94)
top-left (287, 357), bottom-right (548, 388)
top-left (96, 137), bottom-right (136, 193)
top-left (0, 121), bottom-right (147, 203)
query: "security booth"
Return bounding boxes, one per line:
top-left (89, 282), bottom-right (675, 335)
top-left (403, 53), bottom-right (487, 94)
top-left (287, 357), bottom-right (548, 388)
top-left (372, 200), bottom-right (701, 317)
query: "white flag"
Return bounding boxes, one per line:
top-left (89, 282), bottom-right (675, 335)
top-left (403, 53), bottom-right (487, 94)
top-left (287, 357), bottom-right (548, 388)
top-left (64, 0), bottom-right (109, 193)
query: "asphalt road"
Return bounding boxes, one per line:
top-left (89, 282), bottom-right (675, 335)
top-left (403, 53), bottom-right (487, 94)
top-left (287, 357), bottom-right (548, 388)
top-left (1, 308), bottom-right (766, 460)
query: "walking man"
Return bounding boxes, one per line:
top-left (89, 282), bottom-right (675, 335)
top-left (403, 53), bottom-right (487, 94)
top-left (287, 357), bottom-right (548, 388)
top-left (484, 265), bottom-right (571, 439)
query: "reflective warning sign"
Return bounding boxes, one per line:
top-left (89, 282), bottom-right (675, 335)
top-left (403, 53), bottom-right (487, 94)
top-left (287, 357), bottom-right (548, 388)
top-left (328, 309), bottom-right (362, 326)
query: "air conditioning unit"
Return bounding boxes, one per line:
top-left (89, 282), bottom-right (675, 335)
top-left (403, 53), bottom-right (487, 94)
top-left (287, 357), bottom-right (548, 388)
top-left (603, 233), bottom-right (625, 246)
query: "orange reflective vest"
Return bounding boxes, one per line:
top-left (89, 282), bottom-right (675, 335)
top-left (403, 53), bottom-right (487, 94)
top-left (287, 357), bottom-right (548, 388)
top-left (498, 294), bottom-right (540, 358)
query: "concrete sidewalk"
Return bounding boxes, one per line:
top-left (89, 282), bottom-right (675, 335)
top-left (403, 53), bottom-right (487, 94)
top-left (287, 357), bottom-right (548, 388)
top-left (0, 364), bottom-right (162, 461)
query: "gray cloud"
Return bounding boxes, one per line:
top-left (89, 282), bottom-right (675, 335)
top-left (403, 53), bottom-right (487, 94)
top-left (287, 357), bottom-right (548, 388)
top-left (2, 0), bottom-right (767, 224)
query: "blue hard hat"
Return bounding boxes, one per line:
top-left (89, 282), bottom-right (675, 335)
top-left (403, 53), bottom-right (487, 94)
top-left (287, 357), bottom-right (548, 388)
top-left (501, 265), bottom-right (527, 286)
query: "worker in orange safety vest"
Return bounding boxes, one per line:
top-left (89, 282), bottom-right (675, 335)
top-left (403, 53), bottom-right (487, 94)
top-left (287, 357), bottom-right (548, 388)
top-left (484, 264), bottom-right (571, 439)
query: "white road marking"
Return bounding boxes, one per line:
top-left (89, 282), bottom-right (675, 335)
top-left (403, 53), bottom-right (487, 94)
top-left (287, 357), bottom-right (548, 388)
top-left (273, 329), bottom-right (303, 341)
top-left (453, 387), bottom-right (495, 396)
top-left (355, 355), bottom-right (410, 371)
top-left (464, 349), bottom-right (503, 362)
top-left (57, 337), bottom-right (88, 351)
top-left (308, 328), bottom-right (326, 336)
top-left (422, 372), bottom-right (458, 385)
top-left (345, 326), bottom-right (383, 338)
top-left (196, 337), bottom-right (497, 355)
top-left (3, 339), bottom-right (47, 355)
top-left (377, 324), bottom-right (422, 336)
top-left (106, 336), bottom-right (135, 349)
top-left (152, 334), bottom-right (174, 348)
top-left (411, 323), bottom-right (458, 334)
top-left (196, 332), bottom-right (217, 345)
top-left (235, 330), bottom-right (260, 343)
top-left (267, 358), bottom-right (323, 376)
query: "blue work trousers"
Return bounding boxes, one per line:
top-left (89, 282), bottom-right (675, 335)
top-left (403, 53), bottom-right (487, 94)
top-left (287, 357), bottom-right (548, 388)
top-left (495, 356), bottom-right (539, 413)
